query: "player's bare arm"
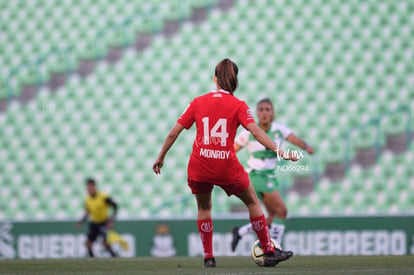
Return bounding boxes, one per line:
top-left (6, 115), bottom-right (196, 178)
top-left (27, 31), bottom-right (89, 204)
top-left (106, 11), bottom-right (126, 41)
top-left (286, 133), bottom-right (314, 155)
top-left (105, 197), bottom-right (118, 227)
top-left (76, 206), bottom-right (89, 229)
top-left (246, 123), bottom-right (298, 161)
top-left (153, 123), bottom-right (185, 174)
top-left (234, 143), bottom-right (242, 152)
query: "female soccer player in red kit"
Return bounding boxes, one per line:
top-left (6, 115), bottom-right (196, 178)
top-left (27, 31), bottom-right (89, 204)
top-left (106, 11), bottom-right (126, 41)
top-left (153, 59), bottom-right (296, 268)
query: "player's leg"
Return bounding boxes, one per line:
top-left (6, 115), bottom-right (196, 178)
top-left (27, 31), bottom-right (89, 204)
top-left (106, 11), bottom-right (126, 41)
top-left (102, 236), bottom-right (117, 257)
top-left (235, 183), bottom-right (291, 266)
top-left (86, 223), bottom-right (96, 257)
top-left (194, 192), bottom-right (216, 267)
top-left (231, 199), bottom-right (261, 251)
top-left (98, 222), bottom-right (117, 257)
top-left (262, 190), bottom-right (287, 244)
top-left (188, 179), bottom-right (216, 267)
top-left (231, 171), bottom-right (264, 251)
top-left (102, 240), bottom-right (117, 257)
top-left (235, 183), bottom-right (273, 252)
top-left (86, 240), bottom-right (94, 257)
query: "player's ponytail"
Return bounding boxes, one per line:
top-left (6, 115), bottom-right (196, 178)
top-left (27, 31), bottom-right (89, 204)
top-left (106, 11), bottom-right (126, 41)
top-left (215, 58), bottom-right (238, 94)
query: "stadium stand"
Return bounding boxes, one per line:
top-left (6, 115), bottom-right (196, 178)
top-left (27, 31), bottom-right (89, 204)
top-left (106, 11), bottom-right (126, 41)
top-left (0, 0), bottom-right (413, 220)
top-left (0, 0), bottom-right (218, 99)
top-left (286, 144), bottom-right (414, 215)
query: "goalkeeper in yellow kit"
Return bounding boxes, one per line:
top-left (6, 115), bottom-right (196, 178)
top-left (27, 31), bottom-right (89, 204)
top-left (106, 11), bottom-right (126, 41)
top-left (76, 178), bottom-right (118, 257)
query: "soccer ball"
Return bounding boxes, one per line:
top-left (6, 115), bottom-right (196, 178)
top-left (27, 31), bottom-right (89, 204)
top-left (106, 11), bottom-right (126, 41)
top-left (251, 239), bottom-right (282, 266)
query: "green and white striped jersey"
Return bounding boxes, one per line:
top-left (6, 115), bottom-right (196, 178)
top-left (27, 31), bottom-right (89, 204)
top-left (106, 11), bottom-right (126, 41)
top-left (235, 122), bottom-right (292, 171)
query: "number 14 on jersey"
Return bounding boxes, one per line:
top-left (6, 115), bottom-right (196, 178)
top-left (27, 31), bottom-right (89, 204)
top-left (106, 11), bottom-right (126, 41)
top-left (202, 117), bottom-right (229, 146)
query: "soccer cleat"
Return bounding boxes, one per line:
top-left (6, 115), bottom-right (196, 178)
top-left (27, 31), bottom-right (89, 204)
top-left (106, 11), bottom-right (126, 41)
top-left (231, 227), bottom-right (241, 252)
top-left (263, 249), bottom-right (293, 267)
top-left (203, 257), bottom-right (216, 268)
top-left (284, 250), bottom-right (294, 259)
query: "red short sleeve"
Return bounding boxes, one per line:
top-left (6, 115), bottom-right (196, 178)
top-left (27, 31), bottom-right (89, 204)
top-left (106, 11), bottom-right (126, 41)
top-left (177, 99), bottom-right (196, 129)
top-left (238, 102), bottom-right (255, 128)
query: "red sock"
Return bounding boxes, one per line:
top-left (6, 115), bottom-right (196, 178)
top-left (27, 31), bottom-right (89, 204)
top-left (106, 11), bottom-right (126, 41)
top-left (251, 215), bottom-right (275, 254)
top-left (197, 218), bottom-right (214, 259)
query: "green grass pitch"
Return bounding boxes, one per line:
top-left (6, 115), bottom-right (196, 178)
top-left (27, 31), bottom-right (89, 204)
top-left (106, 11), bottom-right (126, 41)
top-left (1, 256), bottom-right (413, 275)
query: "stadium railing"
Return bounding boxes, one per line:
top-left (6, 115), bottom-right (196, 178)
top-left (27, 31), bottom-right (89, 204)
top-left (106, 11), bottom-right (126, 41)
top-left (7, 49), bottom-right (73, 99)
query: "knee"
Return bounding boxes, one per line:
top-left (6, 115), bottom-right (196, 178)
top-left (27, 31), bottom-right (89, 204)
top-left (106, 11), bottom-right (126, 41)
top-left (86, 241), bottom-right (92, 249)
top-left (275, 205), bottom-right (288, 219)
top-left (244, 198), bottom-right (264, 219)
top-left (246, 196), bottom-right (261, 209)
top-left (197, 201), bottom-right (212, 212)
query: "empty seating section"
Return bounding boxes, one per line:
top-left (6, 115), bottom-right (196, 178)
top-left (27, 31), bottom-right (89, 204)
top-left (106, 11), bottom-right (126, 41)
top-left (0, 0), bottom-right (413, 220)
top-left (287, 145), bottom-right (414, 215)
top-left (0, 0), bottom-right (218, 98)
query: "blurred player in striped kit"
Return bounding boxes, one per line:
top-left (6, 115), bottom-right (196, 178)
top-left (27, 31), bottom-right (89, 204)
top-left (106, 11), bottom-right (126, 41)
top-left (231, 98), bottom-right (314, 251)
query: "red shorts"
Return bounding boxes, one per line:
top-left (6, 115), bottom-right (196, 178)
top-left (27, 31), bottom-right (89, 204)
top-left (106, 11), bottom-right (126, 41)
top-left (187, 171), bottom-right (250, 196)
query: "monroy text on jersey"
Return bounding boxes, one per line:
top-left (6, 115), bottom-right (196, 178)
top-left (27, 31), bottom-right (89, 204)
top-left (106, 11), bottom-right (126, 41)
top-left (200, 148), bottom-right (230, 159)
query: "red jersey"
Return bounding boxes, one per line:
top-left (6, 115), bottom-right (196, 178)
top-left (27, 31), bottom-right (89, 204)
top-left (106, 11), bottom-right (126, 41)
top-left (177, 90), bottom-right (255, 185)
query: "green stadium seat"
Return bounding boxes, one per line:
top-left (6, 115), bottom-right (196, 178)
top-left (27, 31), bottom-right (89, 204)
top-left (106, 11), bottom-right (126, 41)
top-left (1, 0), bottom-right (414, 219)
top-left (2, 0), bottom-right (215, 99)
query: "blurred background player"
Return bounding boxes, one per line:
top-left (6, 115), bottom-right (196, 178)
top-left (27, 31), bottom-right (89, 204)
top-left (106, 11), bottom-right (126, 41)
top-left (153, 59), bottom-right (297, 268)
top-left (76, 178), bottom-right (118, 258)
top-left (231, 98), bottom-right (314, 251)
